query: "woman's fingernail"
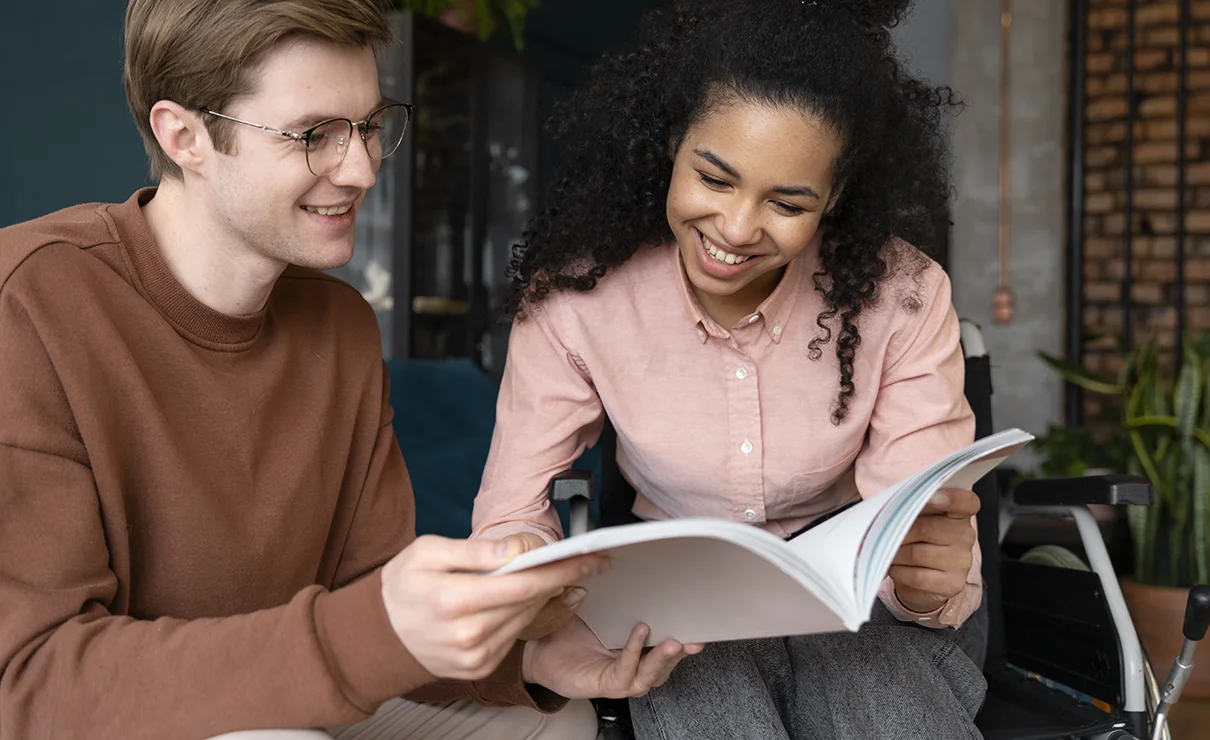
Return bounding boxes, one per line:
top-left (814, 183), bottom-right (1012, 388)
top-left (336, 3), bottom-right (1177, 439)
top-left (931, 491), bottom-right (950, 508)
top-left (495, 540), bottom-right (515, 557)
top-left (562, 587), bottom-right (587, 607)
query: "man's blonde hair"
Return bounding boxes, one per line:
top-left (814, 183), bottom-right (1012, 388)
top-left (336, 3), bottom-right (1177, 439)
top-left (124, 0), bottom-right (393, 179)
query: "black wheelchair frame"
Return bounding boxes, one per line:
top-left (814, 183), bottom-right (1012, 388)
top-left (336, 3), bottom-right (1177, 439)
top-left (544, 320), bottom-right (1210, 740)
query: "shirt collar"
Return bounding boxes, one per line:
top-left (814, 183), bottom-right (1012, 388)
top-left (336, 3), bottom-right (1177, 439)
top-left (672, 231), bottom-right (822, 344)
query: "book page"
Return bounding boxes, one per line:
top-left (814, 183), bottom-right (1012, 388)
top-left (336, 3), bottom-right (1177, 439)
top-left (486, 430), bottom-right (1031, 644)
top-left (854, 430), bottom-right (1032, 605)
top-left (491, 517), bottom-right (857, 645)
top-left (782, 483), bottom-right (903, 620)
top-left (569, 535), bottom-right (854, 647)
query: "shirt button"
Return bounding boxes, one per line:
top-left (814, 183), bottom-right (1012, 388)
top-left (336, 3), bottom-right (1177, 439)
top-left (736, 367), bottom-right (748, 380)
top-left (744, 509), bottom-right (757, 520)
top-left (741, 439), bottom-right (753, 455)
top-left (747, 315), bottom-right (759, 324)
top-left (772, 325), bottom-right (783, 336)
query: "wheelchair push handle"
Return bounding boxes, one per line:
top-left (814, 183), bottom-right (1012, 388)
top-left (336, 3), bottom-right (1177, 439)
top-left (1183, 585), bottom-right (1210, 642)
top-left (1148, 585), bottom-right (1210, 740)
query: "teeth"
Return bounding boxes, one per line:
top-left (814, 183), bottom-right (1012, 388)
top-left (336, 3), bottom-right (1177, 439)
top-left (303, 204), bottom-right (352, 216)
top-left (702, 234), bottom-right (750, 265)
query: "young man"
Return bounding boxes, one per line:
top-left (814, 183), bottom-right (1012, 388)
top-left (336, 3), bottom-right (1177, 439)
top-left (0, 1), bottom-right (697, 738)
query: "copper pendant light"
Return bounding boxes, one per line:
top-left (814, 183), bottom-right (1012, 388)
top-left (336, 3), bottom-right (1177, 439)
top-left (993, 0), bottom-right (1015, 324)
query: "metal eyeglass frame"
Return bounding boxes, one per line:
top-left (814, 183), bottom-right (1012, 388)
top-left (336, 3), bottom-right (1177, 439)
top-left (198, 100), bottom-right (414, 176)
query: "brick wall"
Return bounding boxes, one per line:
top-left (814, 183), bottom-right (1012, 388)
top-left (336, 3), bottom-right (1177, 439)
top-left (1081, 0), bottom-right (1210, 421)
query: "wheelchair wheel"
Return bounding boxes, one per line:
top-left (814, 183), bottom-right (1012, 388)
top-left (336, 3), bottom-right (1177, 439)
top-left (1019, 544), bottom-right (1091, 571)
top-left (1019, 547), bottom-right (1167, 738)
top-left (1141, 644), bottom-right (1168, 740)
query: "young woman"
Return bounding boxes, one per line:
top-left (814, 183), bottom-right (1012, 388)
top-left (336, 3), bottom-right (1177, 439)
top-left (473, 0), bottom-right (987, 737)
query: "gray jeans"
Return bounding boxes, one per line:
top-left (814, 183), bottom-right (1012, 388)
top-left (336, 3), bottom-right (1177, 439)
top-left (630, 599), bottom-right (989, 740)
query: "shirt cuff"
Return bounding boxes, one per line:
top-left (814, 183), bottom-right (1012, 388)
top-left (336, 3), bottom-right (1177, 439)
top-left (472, 520), bottom-right (560, 545)
top-left (877, 576), bottom-right (965, 629)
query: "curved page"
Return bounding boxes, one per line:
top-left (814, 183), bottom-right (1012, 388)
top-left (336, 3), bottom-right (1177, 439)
top-left (492, 519), bottom-right (851, 647)
top-left (856, 430), bottom-right (1033, 603)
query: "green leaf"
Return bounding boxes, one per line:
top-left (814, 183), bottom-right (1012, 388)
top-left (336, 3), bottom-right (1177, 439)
top-left (1168, 450), bottom-right (1187, 585)
top-left (1124, 414), bottom-right (1180, 430)
top-left (1128, 503), bottom-right (1148, 581)
top-left (1193, 333), bottom-right (1210, 361)
top-left (1176, 349), bottom-right (1203, 440)
top-left (1124, 416), bottom-right (1210, 452)
top-left (1201, 358), bottom-right (1210, 430)
top-left (1131, 428), bottom-right (1174, 509)
top-left (1196, 445), bottom-right (1210, 585)
top-left (1037, 352), bottom-right (1124, 395)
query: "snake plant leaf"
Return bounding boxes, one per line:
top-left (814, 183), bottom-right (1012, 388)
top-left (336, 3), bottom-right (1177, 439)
top-left (1128, 498), bottom-right (1157, 583)
top-left (1124, 415), bottom-right (1210, 452)
top-left (1141, 340), bottom-right (1169, 417)
top-left (1039, 332), bottom-right (1210, 586)
top-left (1130, 427), bottom-right (1174, 509)
top-left (1177, 347), bottom-right (1202, 439)
top-left (1194, 333), bottom-right (1210, 360)
top-left (1194, 444), bottom-right (1210, 584)
top-left (1036, 352), bottom-right (1124, 395)
top-left (1166, 450), bottom-right (1187, 585)
top-left (1175, 351), bottom-right (1201, 582)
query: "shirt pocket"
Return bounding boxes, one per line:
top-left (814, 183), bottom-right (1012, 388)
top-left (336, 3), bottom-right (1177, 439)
top-left (791, 439), bottom-right (864, 500)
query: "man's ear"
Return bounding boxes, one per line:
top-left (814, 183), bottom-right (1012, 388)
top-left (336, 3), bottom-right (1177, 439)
top-left (148, 101), bottom-right (209, 174)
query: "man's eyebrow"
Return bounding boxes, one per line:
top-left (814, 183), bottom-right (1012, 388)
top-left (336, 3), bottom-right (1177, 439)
top-left (287, 98), bottom-right (391, 130)
top-left (694, 148), bottom-right (822, 201)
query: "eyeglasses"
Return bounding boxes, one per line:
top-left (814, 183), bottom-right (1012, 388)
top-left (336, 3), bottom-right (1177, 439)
top-left (199, 101), bottom-right (413, 177)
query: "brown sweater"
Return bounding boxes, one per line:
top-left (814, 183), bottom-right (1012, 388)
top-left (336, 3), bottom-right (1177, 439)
top-left (0, 189), bottom-right (553, 739)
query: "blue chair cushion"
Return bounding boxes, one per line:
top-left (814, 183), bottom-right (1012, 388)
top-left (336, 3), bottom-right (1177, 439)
top-left (386, 357), bottom-right (600, 539)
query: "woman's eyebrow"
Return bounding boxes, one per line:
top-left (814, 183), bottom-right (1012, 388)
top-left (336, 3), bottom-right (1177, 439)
top-left (694, 149), bottom-right (821, 201)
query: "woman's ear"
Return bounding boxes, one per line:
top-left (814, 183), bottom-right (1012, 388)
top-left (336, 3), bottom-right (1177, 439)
top-left (667, 131), bottom-right (686, 162)
top-left (148, 100), bottom-right (209, 175)
top-left (825, 185), bottom-right (844, 214)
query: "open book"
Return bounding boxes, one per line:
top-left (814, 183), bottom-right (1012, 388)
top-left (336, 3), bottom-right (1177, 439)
top-left (493, 428), bottom-right (1032, 649)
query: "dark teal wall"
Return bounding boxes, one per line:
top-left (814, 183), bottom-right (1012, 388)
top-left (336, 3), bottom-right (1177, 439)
top-left (0, 4), bottom-right (152, 228)
top-left (0, 1), bottom-right (662, 229)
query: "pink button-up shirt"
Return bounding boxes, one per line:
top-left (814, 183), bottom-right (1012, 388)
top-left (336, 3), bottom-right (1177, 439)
top-left (472, 238), bottom-right (980, 628)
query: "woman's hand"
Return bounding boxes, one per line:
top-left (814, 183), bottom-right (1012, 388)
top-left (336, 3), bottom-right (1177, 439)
top-left (888, 487), bottom-right (980, 614)
top-left (522, 617), bottom-right (703, 699)
top-left (500, 532), bottom-right (588, 640)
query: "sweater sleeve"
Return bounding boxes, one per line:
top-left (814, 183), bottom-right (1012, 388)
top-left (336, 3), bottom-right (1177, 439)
top-left (335, 365), bottom-right (566, 712)
top-left (0, 292), bottom-right (553, 740)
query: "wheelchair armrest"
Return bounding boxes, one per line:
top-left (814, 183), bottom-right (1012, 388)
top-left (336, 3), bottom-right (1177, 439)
top-left (548, 470), bottom-right (595, 537)
top-left (1011, 474), bottom-right (1153, 507)
top-left (547, 469), bottom-right (595, 503)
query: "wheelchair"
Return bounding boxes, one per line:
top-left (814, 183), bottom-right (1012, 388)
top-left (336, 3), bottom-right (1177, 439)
top-left (544, 320), bottom-right (1210, 740)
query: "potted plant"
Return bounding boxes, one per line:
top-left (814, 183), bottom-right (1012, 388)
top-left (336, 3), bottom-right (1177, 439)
top-left (1039, 334), bottom-right (1210, 696)
top-left (1027, 423), bottom-right (1130, 479)
top-left (392, 0), bottom-right (541, 49)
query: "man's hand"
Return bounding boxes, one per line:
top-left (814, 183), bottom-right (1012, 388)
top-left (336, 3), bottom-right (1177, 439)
top-left (381, 535), bottom-right (608, 681)
top-left (499, 532), bottom-right (586, 641)
top-left (522, 616), bottom-right (703, 699)
top-left (889, 487), bottom-right (979, 614)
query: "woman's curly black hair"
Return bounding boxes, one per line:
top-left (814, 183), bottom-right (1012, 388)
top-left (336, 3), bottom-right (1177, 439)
top-left (505, 0), bottom-right (961, 423)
